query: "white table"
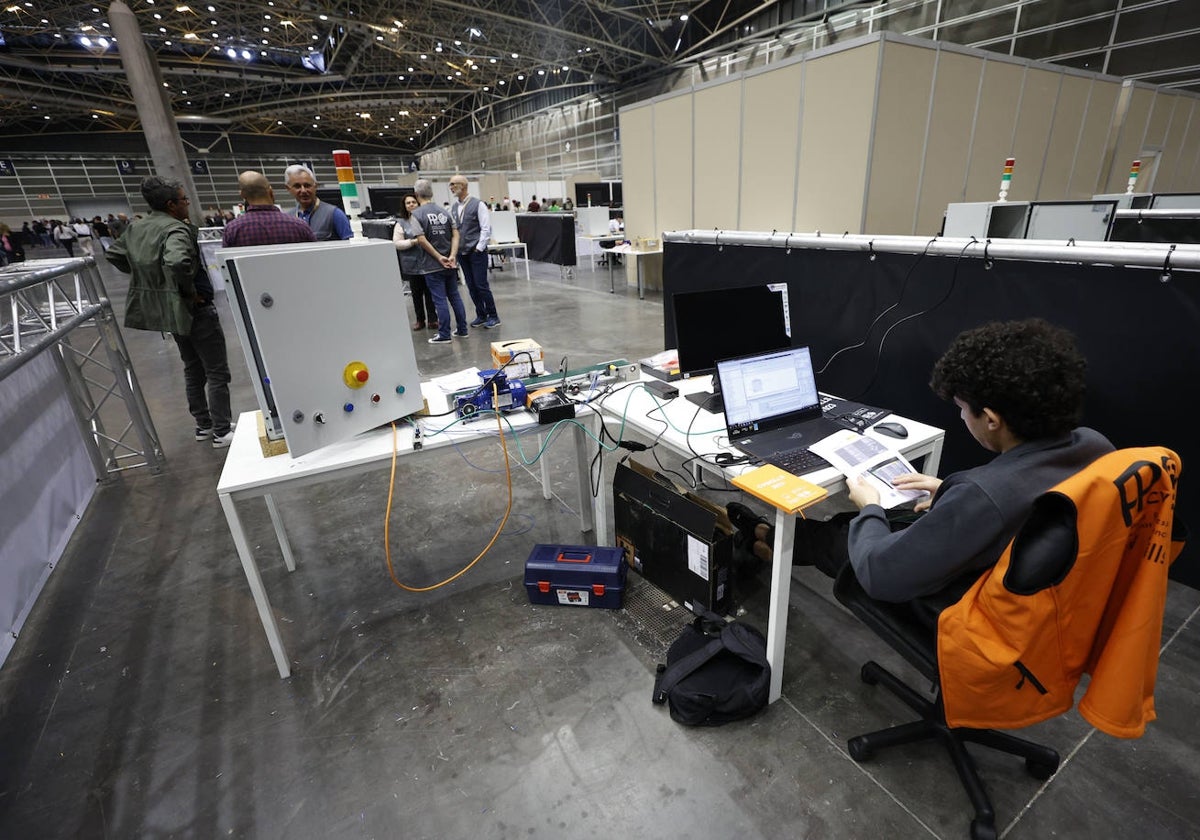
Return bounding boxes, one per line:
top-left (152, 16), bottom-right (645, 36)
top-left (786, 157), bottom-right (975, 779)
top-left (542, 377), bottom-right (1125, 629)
top-left (576, 234), bottom-right (625, 280)
top-left (218, 396), bottom-right (600, 678)
top-left (591, 374), bottom-right (944, 703)
top-left (605, 244), bottom-right (662, 299)
top-left (487, 241), bottom-right (531, 283)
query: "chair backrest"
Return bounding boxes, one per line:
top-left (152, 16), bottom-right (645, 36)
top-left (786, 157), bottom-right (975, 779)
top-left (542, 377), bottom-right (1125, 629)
top-left (937, 447), bottom-right (1183, 737)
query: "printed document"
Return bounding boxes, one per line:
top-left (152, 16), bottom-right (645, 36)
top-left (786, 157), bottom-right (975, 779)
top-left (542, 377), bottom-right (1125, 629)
top-left (808, 429), bottom-right (927, 509)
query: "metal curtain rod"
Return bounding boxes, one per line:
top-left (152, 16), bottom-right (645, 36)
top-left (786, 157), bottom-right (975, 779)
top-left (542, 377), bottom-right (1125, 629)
top-left (662, 230), bottom-right (1200, 271)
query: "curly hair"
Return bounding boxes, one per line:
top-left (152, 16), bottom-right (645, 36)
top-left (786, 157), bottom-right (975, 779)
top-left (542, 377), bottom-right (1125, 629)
top-left (929, 318), bottom-right (1086, 441)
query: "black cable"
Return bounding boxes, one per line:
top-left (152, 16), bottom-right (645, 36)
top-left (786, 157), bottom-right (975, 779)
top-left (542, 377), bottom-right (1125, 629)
top-left (816, 236), bottom-right (938, 375)
top-left (850, 238), bottom-right (977, 400)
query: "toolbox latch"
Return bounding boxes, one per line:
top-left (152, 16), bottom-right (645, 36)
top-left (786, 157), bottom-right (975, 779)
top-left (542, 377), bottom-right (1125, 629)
top-left (592, 584), bottom-right (606, 596)
top-left (538, 581), bottom-right (551, 593)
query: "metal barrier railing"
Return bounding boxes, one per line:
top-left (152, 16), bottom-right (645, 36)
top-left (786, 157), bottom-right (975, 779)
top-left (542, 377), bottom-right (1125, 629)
top-left (0, 256), bottom-right (164, 476)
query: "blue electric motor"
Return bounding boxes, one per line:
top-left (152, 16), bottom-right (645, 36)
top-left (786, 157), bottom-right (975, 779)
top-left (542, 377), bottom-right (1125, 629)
top-left (456, 369), bottom-right (528, 420)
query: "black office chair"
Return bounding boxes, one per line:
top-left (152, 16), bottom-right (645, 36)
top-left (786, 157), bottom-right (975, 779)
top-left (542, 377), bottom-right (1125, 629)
top-left (833, 447), bottom-right (1183, 840)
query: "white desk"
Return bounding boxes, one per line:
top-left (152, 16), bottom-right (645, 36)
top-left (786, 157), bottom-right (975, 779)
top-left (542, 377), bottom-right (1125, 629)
top-left (591, 374), bottom-right (944, 704)
top-left (218, 396), bottom-right (600, 678)
top-left (487, 241), bottom-right (531, 283)
top-left (576, 234), bottom-right (625, 279)
top-left (605, 244), bottom-right (661, 299)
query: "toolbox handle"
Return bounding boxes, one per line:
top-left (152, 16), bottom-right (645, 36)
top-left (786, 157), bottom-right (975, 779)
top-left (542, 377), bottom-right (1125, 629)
top-left (557, 550), bottom-right (592, 564)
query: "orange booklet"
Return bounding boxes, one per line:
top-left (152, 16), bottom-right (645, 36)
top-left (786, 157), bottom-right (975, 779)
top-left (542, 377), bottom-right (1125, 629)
top-left (731, 464), bottom-right (828, 514)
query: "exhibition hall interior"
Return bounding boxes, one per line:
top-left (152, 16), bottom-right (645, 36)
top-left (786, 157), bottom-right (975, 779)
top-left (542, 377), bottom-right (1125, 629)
top-left (3, 2), bottom-right (1200, 838)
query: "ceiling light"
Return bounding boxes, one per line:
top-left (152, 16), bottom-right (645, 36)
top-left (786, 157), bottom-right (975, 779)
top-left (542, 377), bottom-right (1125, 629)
top-left (92, 114), bottom-right (99, 119)
top-left (262, 26), bottom-right (268, 31)
top-left (162, 81), bottom-right (168, 87)
top-left (489, 57), bottom-right (496, 63)
top-left (209, 19), bottom-right (216, 24)
top-left (562, 65), bottom-right (568, 70)
top-left (183, 32), bottom-right (197, 39)
top-left (537, 69), bottom-right (544, 75)
top-left (241, 49), bottom-right (251, 59)
top-left (435, 45), bottom-right (442, 52)
top-left (312, 123), bottom-right (317, 128)
top-left (263, 13), bottom-right (270, 19)
top-left (261, 39), bottom-right (268, 44)
top-left (468, 27), bottom-right (482, 38)
top-left (226, 46), bottom-right (236, 57)
top-left (375, 35), bottom-right (382, 40)
top-left (483, 86), bottom-right (489, 91)
top-left (153, 12), bottom-right (161, 19)
top-left (223, 92), bottom-right (231, 97)
top-left (681, 14), bottom-right (689, 21)
top-left (98, 36), bottom-right (109, 46)
top-left (407, 66), bottom-right (414, 71)
top-left (319, 13), bottom-right (327, 20)
top-left (206, 4), bottom-right (214, 10)
top-left (453, 40), bottom-right (461, 46)
top-left (498, 80), bottom-right (505, 85)
top-left (419, 54), bottom-right (426, 59)
top-left (164, 39), bottom-right (172, 44)
top-left (158, 26), bottom-right (165, 32)
top-left (360, 112), bottom-right (370, 118)
top-left (516, 74), bottom-right (524, 80)
top-left (79, 35), bottom-right (92, 46)
top-left (175, 5), bottom-right (191, 11)
top-left (511, 52), bottom-right (518, 58)
top-left (276, 120), bottom-right (282, 124)
top-left (44, 115), bottom-right (50, 120)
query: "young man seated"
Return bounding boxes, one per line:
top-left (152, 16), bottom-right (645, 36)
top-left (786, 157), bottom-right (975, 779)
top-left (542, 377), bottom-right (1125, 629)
top-left (735, 318), bottom-right (1113, 618)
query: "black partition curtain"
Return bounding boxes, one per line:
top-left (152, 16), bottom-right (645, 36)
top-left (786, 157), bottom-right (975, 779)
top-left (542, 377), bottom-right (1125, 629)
top-left (664, 240), bottom-right (1200, 587)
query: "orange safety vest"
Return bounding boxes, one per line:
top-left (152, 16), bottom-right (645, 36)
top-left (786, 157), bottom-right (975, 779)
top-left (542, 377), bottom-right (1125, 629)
top-left (937, 447), bottom-right (1183, 738)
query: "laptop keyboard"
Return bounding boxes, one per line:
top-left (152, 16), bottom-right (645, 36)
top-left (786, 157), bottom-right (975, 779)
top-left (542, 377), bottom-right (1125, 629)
top-left (768, 448), bottom-right (831, 475)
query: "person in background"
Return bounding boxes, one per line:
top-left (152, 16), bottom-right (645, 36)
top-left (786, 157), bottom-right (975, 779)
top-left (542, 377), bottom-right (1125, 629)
top-left (563, 197), bottom-right (574, 212)
top-left (283, 164), bottom-right (352, 241)
top-left (92, 216), bottom-right (114, 251)
top-left (448, 174), bottom-right (501, 329)
top-left (546, 199), bottom-right (561, 211)
top-left (21, 221), bottom-right (36, 249)
top-left (222, 171), bottom-right (316, 247)
top-left (411, 178), bottom-right (468, 344)
top-left (53, 220), bottom-right (76, 257)
top-left (526, 195), bottom-right (540, 212)
top-left (33, 219), bottom-right (50, 247)
top-left (71, 218), bottom-right (95, 257)
top-left (107, 176), bottom-right (235, 448)
top-left (0, 223), bottom-right (16, 265)
top-left (393, 194), bottom-right (437, 332)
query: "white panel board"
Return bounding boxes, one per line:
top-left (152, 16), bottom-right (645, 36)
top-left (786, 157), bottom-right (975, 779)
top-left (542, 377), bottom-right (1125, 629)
top-left (218, 240), bottom-right (424, 457)
top-left (490, 210), bottom-right (518, 243)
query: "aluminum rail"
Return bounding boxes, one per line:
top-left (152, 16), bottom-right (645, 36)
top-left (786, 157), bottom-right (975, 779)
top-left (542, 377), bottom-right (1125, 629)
top-left (1115, 209), bottom-right (1200, 220)
top-left (662, 230), bottom-right (1200, 271)
top-left (0, 305), bottom-right (103, 379)
top-left (0, 256), bottom-right (94, 293)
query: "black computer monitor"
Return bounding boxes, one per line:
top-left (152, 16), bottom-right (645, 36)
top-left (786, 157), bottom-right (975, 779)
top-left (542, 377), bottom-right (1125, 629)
top-left (671, 283), bottom-right (792, 410)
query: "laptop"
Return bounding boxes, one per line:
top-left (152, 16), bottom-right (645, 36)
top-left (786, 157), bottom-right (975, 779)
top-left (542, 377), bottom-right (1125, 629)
top-left (715, 346), bottom-right (844, 475)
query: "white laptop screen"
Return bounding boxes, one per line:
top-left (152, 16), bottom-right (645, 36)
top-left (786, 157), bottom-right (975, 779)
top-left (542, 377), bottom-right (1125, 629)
top-left (717, 347), bottom-right (821, 436)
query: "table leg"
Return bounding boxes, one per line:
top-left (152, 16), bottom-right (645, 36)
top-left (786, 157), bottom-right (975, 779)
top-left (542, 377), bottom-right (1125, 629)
top-left (572, 420), bottom-right (597, 537)
top-left (521, 246), bottom-right (531, 283)
top-left (264, 493), bottom-right (296, 572)
top-left (608, 256), bottom-right (615, 294)
top-left (765, 508), bottom-right (797, 703)
top-left (538, 432), bottom-right (552, 500)
top-left (220, 492), bottom-right (291, 678)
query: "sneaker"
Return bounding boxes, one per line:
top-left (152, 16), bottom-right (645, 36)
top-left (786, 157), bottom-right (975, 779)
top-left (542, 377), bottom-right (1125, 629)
top-left (453, 329), bottom-right (470, 338)
top-left (194, 426), bottom-right (213, 441)
top-left (469, 317), bottom-right (488, 328)
top-left (483, 317), bottom-right (501, 329)
top-left (428, 335), bottom-right (453, 344)
top-left (211, 422), bottom-right (237, 449)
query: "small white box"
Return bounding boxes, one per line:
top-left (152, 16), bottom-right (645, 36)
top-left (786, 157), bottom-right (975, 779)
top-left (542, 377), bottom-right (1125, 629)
top-left (491, 338), bottom-right (546, 379)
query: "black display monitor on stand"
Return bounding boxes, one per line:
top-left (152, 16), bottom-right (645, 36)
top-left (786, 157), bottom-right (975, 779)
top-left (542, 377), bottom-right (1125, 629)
top-left (671, 284), bottom-right (792, 413)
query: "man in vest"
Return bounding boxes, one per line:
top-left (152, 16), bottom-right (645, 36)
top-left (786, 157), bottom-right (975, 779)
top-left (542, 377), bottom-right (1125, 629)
top-left (449, 174), bottom-right (501, 328)
top-left (740, 318), bottom-right (1114, 617)
top-left (283, 164), bottom-right (352, 241)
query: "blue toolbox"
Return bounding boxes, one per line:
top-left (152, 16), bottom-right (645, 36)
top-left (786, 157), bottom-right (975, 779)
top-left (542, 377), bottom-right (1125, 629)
top-left (524, 544), bottom-right (626, 609)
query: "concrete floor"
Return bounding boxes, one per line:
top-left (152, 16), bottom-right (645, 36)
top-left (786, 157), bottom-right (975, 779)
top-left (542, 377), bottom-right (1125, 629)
top-left (2, 250), bottom-right (1199, 839)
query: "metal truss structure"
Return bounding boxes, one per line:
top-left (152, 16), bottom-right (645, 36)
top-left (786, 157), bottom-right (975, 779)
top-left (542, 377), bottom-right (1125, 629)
top-left (0, 256), bottom-right (164, 477)
top-left (0, 1), bottom-right (1198, 155)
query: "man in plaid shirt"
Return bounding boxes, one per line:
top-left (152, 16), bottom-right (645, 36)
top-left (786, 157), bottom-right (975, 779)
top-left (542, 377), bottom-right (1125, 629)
top-left (221, 172), bottom-right (317, 247)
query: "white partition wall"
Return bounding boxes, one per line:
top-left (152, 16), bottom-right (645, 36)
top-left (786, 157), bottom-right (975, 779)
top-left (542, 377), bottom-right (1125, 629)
top-left (620, 31), bottom-right (1200, 239)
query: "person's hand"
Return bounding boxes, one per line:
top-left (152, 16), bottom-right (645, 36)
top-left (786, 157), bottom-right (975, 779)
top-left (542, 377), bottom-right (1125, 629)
top-left (439, 255), bottom-right (452, 268)
top-left (892, 473), bottom-right (941, 513)
top-left (446, 256), bottom-right (458, 269)
top-left (847, 474), bottom-right (880, 509)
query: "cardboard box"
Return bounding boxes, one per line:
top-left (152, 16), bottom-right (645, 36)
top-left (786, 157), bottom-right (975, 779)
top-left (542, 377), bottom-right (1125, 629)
top-left (524, 544), bottom-right (626, 609)
top-left (491, 338), bottom-right (546, 379)
top-left (613, 459), bottom-right (735, 615)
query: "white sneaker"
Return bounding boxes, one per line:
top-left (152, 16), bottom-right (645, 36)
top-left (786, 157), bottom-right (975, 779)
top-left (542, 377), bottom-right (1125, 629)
top-left (211, 422), bottom-right (237, 449)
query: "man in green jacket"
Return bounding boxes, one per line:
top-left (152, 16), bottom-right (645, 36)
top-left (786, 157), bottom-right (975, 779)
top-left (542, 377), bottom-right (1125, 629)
top-left (107, 176), bottom-right (235, 448)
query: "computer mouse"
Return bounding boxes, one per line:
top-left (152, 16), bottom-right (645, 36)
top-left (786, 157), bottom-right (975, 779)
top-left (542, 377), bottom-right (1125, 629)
top-left (873, 421), bottom-right (909, 439)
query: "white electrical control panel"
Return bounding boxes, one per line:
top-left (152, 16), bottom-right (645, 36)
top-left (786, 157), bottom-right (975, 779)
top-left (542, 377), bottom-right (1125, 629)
top-left (217, 239), bottom-right (424, 458)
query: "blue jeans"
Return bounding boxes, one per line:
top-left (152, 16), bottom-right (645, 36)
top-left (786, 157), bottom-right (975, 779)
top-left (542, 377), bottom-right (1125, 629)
top-left (425, 269), bottom-right (467, 339)
top-left (458, 248), bottom-right (497, 320)
top-left (172, 304), bottom-right (232, 434)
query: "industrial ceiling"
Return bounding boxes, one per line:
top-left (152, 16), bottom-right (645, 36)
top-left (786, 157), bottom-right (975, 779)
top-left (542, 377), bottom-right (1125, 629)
top-left (0, 0), bottom-right (1197, 154)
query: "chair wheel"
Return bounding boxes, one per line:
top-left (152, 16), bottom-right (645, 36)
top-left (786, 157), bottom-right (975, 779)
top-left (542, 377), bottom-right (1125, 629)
top-left (847, 736), bottom-right (872, 762)
top-left (860, 663), bottom-right (879, 685)
top-left (1025, 757), bottom-right (1058, 780)
top-left (970, 817), bottom-right (997, 840)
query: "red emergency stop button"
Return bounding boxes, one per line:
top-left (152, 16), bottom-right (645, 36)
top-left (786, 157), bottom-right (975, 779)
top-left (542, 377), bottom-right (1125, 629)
top-left (343, 361), bottom-right (370, 389)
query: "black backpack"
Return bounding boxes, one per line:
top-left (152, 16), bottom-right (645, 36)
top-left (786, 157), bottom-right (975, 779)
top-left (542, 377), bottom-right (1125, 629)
top-left (652, 611), bottom-right (771, 726)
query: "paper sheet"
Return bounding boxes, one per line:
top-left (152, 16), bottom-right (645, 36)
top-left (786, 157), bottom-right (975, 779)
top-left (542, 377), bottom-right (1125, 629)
top-left (808, 429), bottom-right (927, 509)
